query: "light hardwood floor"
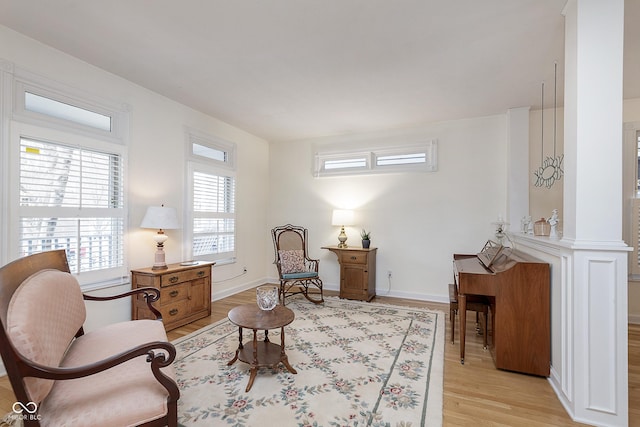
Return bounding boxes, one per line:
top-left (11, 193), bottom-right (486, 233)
top-left (1, 287), bottom-right (637, 426)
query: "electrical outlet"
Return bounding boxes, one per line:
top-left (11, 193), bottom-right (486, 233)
top-left (387, 270), bottom-right (392, 278)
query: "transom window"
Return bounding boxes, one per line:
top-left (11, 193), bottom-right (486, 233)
top-left (24, 92), bottom-right (112, 132)
top-left (314, 141), bottom-right (437, 177)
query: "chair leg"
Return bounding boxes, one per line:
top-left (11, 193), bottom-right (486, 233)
top-left (279, 283), bottom-right (286, 306)
top-left (482, 305), bottom-right (488, 349)
top-left (450, 308), bottom-right (456, 344)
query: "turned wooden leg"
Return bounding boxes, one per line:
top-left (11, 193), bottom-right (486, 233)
top-left (227, 326), bottom-right (243, 365)
top-left (280, 326), bottom-right (297, 374)
top-left (459, 293), bottom-right (467, 364)
top-left (246, 367), bottom-right (258, 392)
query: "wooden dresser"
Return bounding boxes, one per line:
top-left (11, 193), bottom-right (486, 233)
top-left (131, 261), bottom-right (214, 331)
top-left (323, 246), bottom-right (377, 301)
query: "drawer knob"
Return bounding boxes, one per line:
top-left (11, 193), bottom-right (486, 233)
top-left (169, 290), bottom-right (179, 297)
top-left (197, 271), bottom-right (205, 277)
top-left (169, 276), bottom-right (179, 283)
top-left (169, 308), bottom-right (179, 316)
top-left (350, 256), bottom-right (357, 260)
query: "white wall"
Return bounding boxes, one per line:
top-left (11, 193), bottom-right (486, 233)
top-left (0, 25), bottom-right (270, 331)
top-left (268, 116), bottom-right (508, 301)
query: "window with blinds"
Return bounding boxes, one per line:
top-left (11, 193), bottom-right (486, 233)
top-left (192, 171), bottom-right (235, 259)
top-left (19, 137), bottom-right (125, 275)
top-left (186, 128), bottom-right (237, 263)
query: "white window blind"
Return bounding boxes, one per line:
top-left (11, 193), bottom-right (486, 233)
top-left (192, 170), bottom-right (235, 260)
top-left (19, 137), bottom-right (124, 275)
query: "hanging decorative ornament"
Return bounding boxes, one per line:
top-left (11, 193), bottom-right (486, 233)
top-left (534, 62), bottom-right (564, 188)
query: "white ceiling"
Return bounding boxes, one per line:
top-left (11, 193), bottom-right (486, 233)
top-left (0, 0), bottom-right (638, 142)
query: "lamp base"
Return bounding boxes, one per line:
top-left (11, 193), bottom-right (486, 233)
top-left (337, 226), bottom-right (348, 248)
top-left (151, 246), bottom-right (168, 270)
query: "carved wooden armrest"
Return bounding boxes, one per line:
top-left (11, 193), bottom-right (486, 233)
top-left (84, 287), bottom-right (162, 320)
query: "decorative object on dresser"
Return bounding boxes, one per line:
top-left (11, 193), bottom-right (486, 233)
top-left (360, 228), bottom-right (371, 249)
top-left (323, 246), bottom-right (377, 301)
top-left (271, 224), bottom-right (324, 306)
top-left (131, 261), bottom-right (214, 331)
top-left (0, 250), bottom-right (179, 427)
top-left (140, 205), bottom-right (181, 270)
top-left (331, 209), bottom-right (354, 248)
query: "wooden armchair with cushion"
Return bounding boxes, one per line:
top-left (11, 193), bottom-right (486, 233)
top-left (0, 250), bottom-right (179, 427)
top-left (272, 224), bottom-right (324, 305)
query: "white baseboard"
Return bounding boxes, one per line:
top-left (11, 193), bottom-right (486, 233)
top-left (260, 278), bottom-right (448, 304)
top-left (211, 277), bottom-right (268, 301)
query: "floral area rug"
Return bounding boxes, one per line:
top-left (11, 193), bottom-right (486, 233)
top-left (173, 296), bottom-right (444, 426)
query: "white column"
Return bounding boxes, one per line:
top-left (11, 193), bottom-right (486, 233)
top-left (559, 1), bottom-right (629, 426)
top-left (563, 0), bottom-right (624, 243)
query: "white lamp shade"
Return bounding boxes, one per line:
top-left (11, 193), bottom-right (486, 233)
top-left (331, 209), bottom-right (354, 226)
top-left (140, 206), bottom-right (180, 230)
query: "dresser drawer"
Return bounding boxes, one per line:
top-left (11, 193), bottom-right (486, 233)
top-left (160, 267), bottom-right (209, 287)
top-left (340, 251), bottom-right (368, 264)
top-left (161, 300), bottom-right (189, 323)
top-left (160, 282), bottom-right (189, 306)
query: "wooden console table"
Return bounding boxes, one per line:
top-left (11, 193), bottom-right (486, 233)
top-left (322, 246), bottom-right (377, 301)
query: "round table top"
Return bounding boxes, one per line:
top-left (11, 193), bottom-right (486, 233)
top-left (228, 304), bottom-right (295, 330)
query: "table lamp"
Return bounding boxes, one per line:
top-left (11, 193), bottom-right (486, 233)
top-left (332, 209), bottom-right (354, 248)
top-left (140, 205), bottom-right (180, 269)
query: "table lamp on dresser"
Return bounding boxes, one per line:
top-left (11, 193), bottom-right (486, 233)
top-left (331, 209), bottom-right (354, 248)
top-left (140, 205), bottom-right (180, 269)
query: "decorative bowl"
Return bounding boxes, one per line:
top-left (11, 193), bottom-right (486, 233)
top-left (256, 285), bottom-right (279, 310)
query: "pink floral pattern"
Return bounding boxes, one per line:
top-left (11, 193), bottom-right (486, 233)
top-left (172, 297), bottom-right (444, 426)
top-left (278, 250), bottom-right (305, 273)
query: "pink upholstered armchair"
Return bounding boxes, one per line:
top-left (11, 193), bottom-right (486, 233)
top-left (0, 250), bottom-right (179, 427)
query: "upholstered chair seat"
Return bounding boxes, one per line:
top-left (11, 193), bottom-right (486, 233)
top-left (38, 320), bottom-right (175, 427)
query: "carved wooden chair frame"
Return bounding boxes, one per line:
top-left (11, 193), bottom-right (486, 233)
top-left (0, 250), bottom-right (179, 426)
top-left (271, 224), bottom-right (324, 306)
